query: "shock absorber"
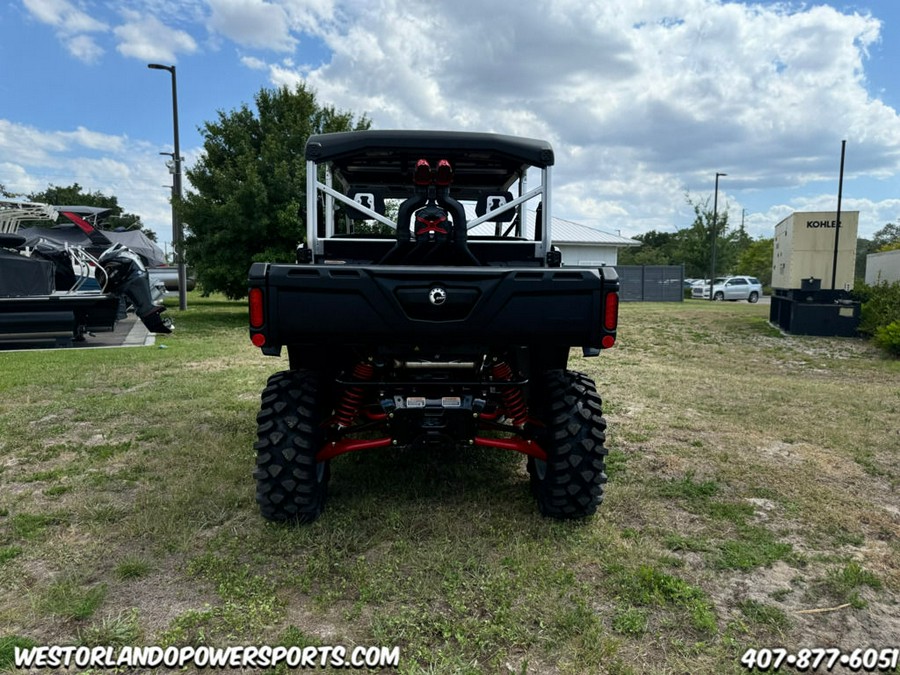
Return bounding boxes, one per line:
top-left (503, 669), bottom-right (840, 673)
top-left (334, 361), bottom-right (375, 429)
top-left (492, 361), bottom-right (528, 427)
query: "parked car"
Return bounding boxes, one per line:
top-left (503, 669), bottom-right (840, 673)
top-left (692, 275), bottom-right (762, 302)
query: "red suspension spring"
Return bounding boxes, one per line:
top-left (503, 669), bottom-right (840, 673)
top-left (492, 361), bottom-right (528, 427)
top-left (333, 361), bottom-right (375, 428)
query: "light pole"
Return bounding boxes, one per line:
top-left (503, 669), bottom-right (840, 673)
top-left (148, 63), bottom-right (187, 310)
top-left (707, 172), bottom-right (726, 301)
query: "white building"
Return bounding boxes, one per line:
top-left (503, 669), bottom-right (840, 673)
top-left (469, 210), bottom-right (641, 266)
top-left (865, 249), bottom-right (900, 285)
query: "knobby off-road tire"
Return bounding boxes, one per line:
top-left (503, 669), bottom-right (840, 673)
top-left (254, 370), bottom-right (330, 523)
top-left (528, 370), bottom-right (608, 519)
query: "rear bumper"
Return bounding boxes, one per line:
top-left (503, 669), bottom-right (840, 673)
top-left (249, 263), bottom-right (618, 351)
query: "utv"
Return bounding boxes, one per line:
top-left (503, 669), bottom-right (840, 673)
top-left (248, 130), bottom-right (618, 523)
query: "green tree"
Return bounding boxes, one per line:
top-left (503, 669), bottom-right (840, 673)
top-left (673, 195), bottom-right (746, 279)
top-left (675, 195), bottom-right (749, 278)
top-left (181, 84), bottom-right (370, 299)
top-left (872, 223), bottom-right (900, 252)
top-left (735, 237), bottom-right (774, 286)
top-left (618, 230), bottom-right (679, 265)
top-left (855, 237), bottom-right (875, 280)
top-left (26, 183), bottom-right (155, 240)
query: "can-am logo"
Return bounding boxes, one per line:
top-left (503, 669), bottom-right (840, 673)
top-left (428, 287), bottom-right (447, 306)
top-left (807, 220), bottom-right (838, 228)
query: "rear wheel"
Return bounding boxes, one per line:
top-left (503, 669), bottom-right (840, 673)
top-left (748, 291), bottom-right (759, 303)
top-left (528, 370), bottom-right (608, 519)
top-left (254, 370), bottom-right (330, 523)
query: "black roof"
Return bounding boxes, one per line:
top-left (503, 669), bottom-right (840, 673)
top-left (305, 130), bottom-right (554, 195)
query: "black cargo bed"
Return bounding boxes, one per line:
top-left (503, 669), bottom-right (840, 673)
top-left (250, 263), bottom-right (611, 349)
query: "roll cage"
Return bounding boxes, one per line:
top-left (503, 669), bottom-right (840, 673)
top-left (304, 130), bottom-right (556, 264)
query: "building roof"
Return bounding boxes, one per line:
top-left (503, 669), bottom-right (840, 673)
top-left (467, 208), bottom-right (641, 247)
top-left (547, 215), bottom-right (641, 246)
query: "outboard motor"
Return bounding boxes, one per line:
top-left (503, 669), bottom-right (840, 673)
top-left (98, 244), bottom-right (173, 334)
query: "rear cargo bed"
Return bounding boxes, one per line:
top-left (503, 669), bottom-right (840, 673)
top-left (250, 263), bottom-right (614, 349)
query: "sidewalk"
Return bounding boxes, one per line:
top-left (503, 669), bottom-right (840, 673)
top-left (71, 314), bottom-right (155, 349)
top-left (0, 314), bottom-right (155, 352)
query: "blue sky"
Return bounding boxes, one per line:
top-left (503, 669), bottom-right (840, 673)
top-left (2, 0), bottom-right (899, 249)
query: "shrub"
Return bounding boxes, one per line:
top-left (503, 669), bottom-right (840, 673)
top-left (873, 320), bottom-right (900, 356)
top-left (855, 281), bottom-right (900, 336)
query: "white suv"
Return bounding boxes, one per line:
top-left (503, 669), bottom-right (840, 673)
top-left (692, 275), bottom-right (762, 302)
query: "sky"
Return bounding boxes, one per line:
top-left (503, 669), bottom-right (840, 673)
top-left (2, 0), bottom-right (900, 251)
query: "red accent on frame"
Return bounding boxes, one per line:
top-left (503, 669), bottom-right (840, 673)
top-left (474, 436), bottom-right (547, 460)
top-left (316, 437), bottom-right (392, 461)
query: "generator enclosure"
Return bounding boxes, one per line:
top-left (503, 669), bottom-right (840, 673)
top-left (772, 211), bottom-right (858, 291)
top-left (769, 210), bottom-right (860, 337)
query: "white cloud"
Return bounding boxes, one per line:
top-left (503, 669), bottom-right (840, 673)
top-left (9, 0), bottom-right (900, 242)
top-left (240, 54), bottom-right (268, 70)
top-left (268, 62), bottom-right (304, 88)
top-left (280, 0), bottom-right (335, 32)
top-left (65, 34), bottom-right (104, 63)
top-left (281, 0), bottom-right (900, 238)
top-left (22, 0), bottom-right (107, 32)
top-left (0, 120), bottom-right (175, 243)
top-left (114, 10), bottom-right (198, 63)
top-left (207, 0), bottom-right (296, 52)
top-left (22, 0), bottom-right (108, 63)
top-left (746, 195), bottom-right (900, 242)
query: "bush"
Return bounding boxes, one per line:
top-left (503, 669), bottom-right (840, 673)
top-left (873, 321), bottom-right (900, 356)
top-left (853, 281), bottom-right (900, 357)
top-left (855, 281), bottom-right (900, 336)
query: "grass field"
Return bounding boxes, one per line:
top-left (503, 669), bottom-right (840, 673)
top-left (1, 296), bottom-right (898, 674)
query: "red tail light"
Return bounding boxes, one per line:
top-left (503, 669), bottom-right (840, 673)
top-left (414, 159), bottom-right (432, 185)
top-left (601, 291), bottom-right (618, 349)
top-left (603, 292), bottom-right (618, 331)
top-left (249, 288), bottom-right (264, 328)
top-left (435, 159), bottom-right (453, 186)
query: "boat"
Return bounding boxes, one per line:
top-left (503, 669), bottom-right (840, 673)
top-left (0, 200), bottom-right (173, 348)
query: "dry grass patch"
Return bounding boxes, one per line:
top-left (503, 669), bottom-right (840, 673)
top-left (1, 296), bottom-right (898, 674)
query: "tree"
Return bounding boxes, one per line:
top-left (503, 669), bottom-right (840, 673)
top-left (617, 230), bottom-right (678, 265)
top-left (675, 194), bottom-right (750, 278)
top-left (617, 197), bottom-right (752, 278)
top-left (856, 237), bottom-right (875, 280)
top-left (26, 183), bottom-right (155, 240)
top-left (872, 223), bottom-right (900, 252)
top-left (181, 84), bottom-right (370, 299)
top-left (675, 195), bottom-right (735, 278)
top-left (735, 237), bottom-right (774, 286)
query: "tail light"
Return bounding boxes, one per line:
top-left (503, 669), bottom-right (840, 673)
top-left (414, 159), bottom-right (432, 185)
top-left (249, 288), bottom-right (265, 328)
top-left (435, 159), bottom-right (453, 186)
top-left (249, 288), bottom-right (266, 347)
top-left (603, 292), bottom-right (618, 331)
top-left (601, 291), bottom-right (618, 349)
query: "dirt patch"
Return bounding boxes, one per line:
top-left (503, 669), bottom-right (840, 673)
top-left (710, 559), bottom-right (900, 649)
top-left (102, 567), bottom-right (220, 642)
top-left (278, 594), bottom-right (373, 646)
top-left (756, 440), bottom-right (804, 466)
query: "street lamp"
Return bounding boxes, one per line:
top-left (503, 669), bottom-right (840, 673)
top-left (707, 172), bottom-right (727, 301)
top-left (148, 63), bottom-right (187, 310)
